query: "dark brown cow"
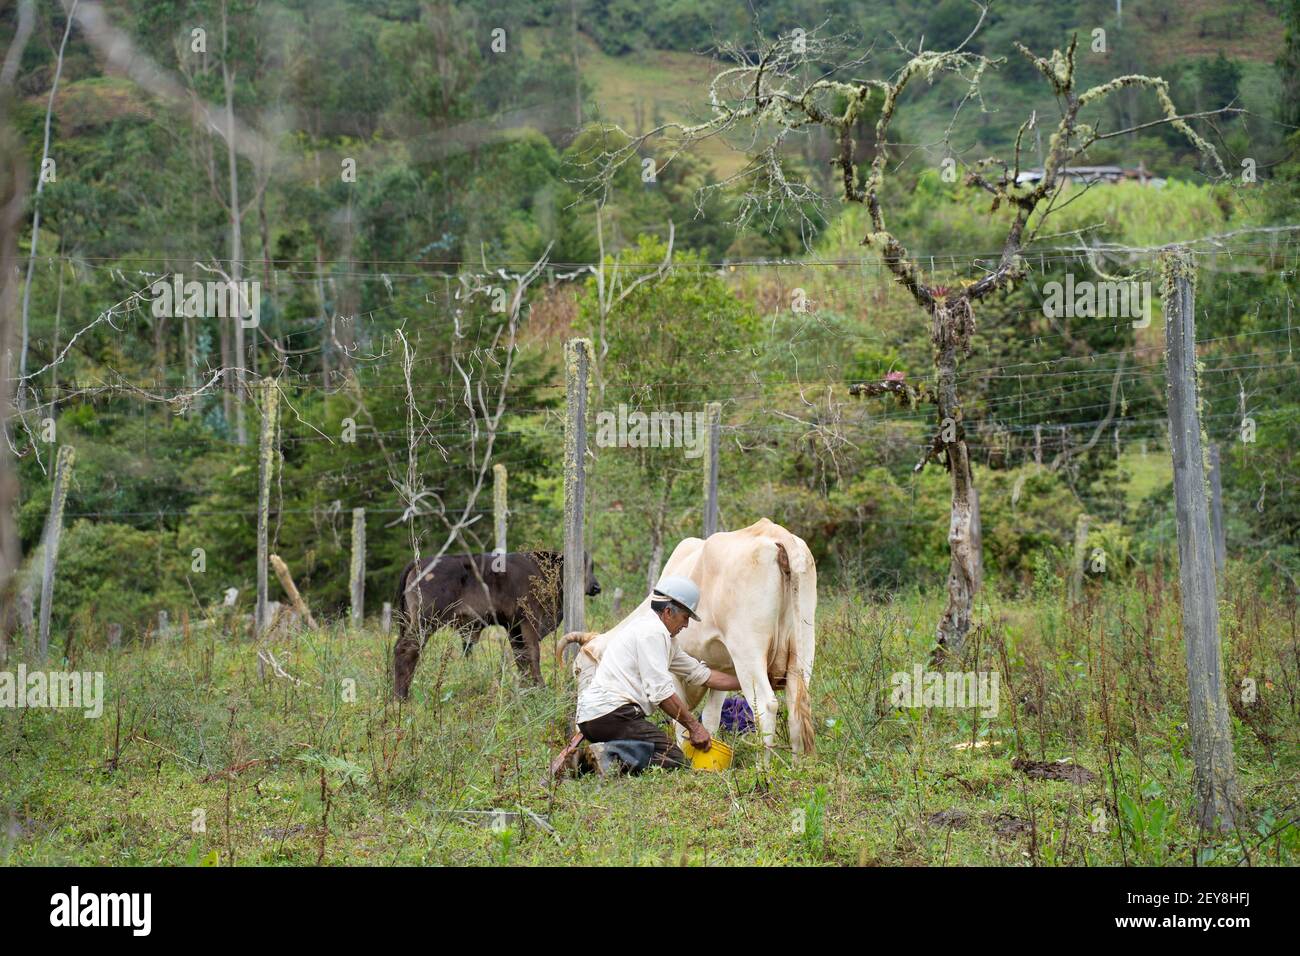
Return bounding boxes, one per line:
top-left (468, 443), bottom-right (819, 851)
top-left (392, 550), bottom-right (599, 697)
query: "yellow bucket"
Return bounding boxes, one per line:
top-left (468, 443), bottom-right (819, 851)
top-left (682, 737), bottom-right (734, 771)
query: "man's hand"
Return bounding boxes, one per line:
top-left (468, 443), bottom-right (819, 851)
top-left (688, 723), bottom-right (712, 751)
top-left (658, 693), bottom-right (711, 751)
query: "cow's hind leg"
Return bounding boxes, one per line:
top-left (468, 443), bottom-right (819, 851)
top-left (506, 620), bottom-right (545, 687)
top-left (734, 656), bottom-right (780, 764)
top-left (785, 664), bottom-right (814, 757)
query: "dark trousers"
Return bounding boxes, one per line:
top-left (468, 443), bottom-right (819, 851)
top-left (579, 703), bottom-right (687, 770)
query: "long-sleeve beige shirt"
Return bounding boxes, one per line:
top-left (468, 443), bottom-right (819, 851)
top-left (576, 612), bottom-right (712, 724)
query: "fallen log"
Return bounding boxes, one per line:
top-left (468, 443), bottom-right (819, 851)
top-left (269, 554), bottom-right (318, 630)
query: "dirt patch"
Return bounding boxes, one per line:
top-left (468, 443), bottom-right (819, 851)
top-left (40, 78), bottom-right (154, 133)
top-left (260, 823), bottom-right (307, 841)
top-left (1012, 757), bottom-right (1097, 785)
top-left (200, 758), bottom-right (264, 783)
top-left (927, 809), bottom-right (969, 829)
top-left (985, 812), bottom-right (1031, 838)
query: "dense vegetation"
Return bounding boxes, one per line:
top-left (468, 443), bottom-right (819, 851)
top-left (3, 0), bottom-right (1297, 623)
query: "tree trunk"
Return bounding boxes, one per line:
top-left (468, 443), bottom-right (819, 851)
top-left (256, 186), bottom-right (272, 379)
top-left (0, 105), bottom-right (27, 644)
top-left (183, 309), bottom-right (196, 398)
top-left (154, 306), bottom-right (166, 383)
top-left (646, 536), bottom-right (663, 594)
top-left (316, 236), bottom-right (331, 383)
top-left (334, 193), bottom-right (356, 366)
top-left (17, 0), bottom-right (75, 406)
top-left (646, 474), bottom-right (671, 591)
top-left (937, 439), bottom-right (978, 657)
top-left (223, 54), bottom-right (247, 445)
top-left (219, 301), bottom-right (233, 425)
top-left (933, 315), bottom-right (980, 659)
top-left (570, 0), bottom-right (582, 127)
top-left (38, 445), bottom-right (75, 662)
top-left (703, 401), bottom-right (721, 538)
top-left (51, 244), bottom-right (64, 407)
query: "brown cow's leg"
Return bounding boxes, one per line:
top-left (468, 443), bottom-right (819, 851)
top-left (507, 620), bottom-right (545, 686)
top-left (393, 605), bottom-right (424, 700)
top-left (392, 567), bottom-right (417, 699)
top-left (393, 633), bottom-right (421, 699)
top-left (520, 620), bottom-right (545, 686)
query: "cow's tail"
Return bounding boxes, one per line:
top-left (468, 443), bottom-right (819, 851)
top-left (776, 542), bottom-right (816, 756)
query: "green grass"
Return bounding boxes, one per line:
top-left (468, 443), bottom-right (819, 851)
top-left (523, 28), bottom-right (752, 180)
top-left (1118, 446), bottom-right (1173, 507)
top-left (2, 572), bottom-right (1296, 866)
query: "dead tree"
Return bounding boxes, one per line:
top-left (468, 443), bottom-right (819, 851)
top-left (0, 15), bottom-right (32, 641)
top-left (175, 0), bottom-right (274, 444)
top-left (38, 445), bottom-right (75, 661)
top-left (390, 249), bottom-right (552, 693)
top-left (17, 1), bottom-right (77, 405)
top-left (579, 11), bottom-right (1231, 656)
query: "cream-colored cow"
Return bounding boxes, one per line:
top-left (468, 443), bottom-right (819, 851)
top-left (562, 519), bottom-right (817, 758)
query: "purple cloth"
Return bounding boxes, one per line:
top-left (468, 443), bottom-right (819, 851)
top-left (721, 695), bottom-right (754, 733)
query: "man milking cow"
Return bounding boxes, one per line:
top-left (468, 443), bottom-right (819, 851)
top-left (392, 549), bottom-right (600, 697)
top-left (575, 576), bottom-right (740, 770)
top-left (395, 554), bottom-right (741, 773)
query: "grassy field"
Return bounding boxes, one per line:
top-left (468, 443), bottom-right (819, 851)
top-left (519, 5), bottom-right (1287, 185)
top-left (1, 568), bottom-right (1296, 867)
top-left (523, 28), bottom-right (756, 179)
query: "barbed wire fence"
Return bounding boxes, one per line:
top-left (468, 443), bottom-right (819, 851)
top-left (4, 233), bottom-right (1297, 647)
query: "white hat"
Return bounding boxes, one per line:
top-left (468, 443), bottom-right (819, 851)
top-left (652, 575), bottom-right (701, 621)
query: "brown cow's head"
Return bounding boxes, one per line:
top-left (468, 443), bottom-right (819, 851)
top-left (530, 550), bottom-right (601, 596)
top-left (583, 552), bottom-right (601, 597)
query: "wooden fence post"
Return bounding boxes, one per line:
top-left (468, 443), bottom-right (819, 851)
top-left (1163, 248), bottom-right (1242, 830)
top-left (256, 378), bottom-right (279, 637)
top-left (38, 444), bottom-right (74, 662)
top-left (1208, 444), bottom-right (1226, 574)
top-left (562, 338), bottom-right (590, 657)
top-left (1069, 512), bottom-right (1090, 604)
top-left (350, 507), bottom-right (365, 626)
top-left (381, 602), bottom-right (392, 635)
top-left (703, 401), bottom-right (720, 538)
top-left (493, 462), bottom-right (508, 562)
